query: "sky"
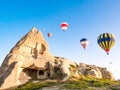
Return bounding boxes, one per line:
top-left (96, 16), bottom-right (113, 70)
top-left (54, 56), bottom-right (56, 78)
top-left (0, 0), bottom-right (120, 80)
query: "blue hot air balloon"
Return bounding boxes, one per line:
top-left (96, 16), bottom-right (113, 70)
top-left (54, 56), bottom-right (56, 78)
top-left (97, 33), bottom-right (115, 55)
top-left (80, 38), bottom-right (89, 49)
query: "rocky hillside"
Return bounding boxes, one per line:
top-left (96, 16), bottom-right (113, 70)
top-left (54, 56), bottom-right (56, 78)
top-left (11, 78), bottom-right (120, 90)
top-left (0, 27), bottom-right (115, 90)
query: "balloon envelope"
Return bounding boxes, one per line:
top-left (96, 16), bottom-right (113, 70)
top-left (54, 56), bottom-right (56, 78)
top-left (47, 33), bottom-right (52, 38)
top-left (80, 38), bottom-right (89, 49)
top-left (60, 22), bottom-right (68, 32)
top-left (97, 33), bottom-right (115, 55)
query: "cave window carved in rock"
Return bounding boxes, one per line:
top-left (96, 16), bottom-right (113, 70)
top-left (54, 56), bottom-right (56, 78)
top-left (47, 72), bottom-right (50, 77)
top-left (39, 70), bottom-right (44, 75)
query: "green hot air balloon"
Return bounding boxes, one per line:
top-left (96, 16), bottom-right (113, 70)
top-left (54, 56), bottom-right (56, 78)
top-left (97, 33), bottom-right (115, 55)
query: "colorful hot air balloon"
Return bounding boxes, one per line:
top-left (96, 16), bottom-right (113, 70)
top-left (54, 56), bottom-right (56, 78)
top-left (47, 33), bottom-right (52, 38)
top-left (60, 22), bottom-right (68, 32)
top-left (97, 33), bottom-right (115, 55)
top-left (80, 38), bottom-right (89, 49)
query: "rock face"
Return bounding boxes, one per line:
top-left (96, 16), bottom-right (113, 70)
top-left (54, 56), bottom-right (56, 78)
top-left (78, 63), bottom-right (115, 80)
top-left (0, 27), bottom-right (115, 89)
top-left (0, 27), bottom-right (55, 89)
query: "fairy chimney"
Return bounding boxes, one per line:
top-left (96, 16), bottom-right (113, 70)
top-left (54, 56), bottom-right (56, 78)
top-left (0, 27), bottom-right (54, 89)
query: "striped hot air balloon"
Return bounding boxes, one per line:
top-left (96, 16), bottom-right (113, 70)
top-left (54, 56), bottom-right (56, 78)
top-left (60, 22), bottom-right (68, 32)
top-left (80, 38), bottom-right (89, 49)
top-left (97, 33), bottom-right (115, 55)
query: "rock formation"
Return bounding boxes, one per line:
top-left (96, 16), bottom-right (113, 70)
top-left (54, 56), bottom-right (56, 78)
top-left (0, 27), bottom-right (55, 89)
top-left (0, 27), bottom-right (115, 89)
top-left (78, 63), bottom-right (114, 80)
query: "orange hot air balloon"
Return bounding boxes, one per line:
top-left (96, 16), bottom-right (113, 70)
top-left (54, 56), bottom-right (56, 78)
top-left (47, 33), bottom-right (52, 38)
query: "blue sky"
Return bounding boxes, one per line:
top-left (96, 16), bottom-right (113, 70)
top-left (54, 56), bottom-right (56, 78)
top-left (0, 0), bottom-right (120, 79)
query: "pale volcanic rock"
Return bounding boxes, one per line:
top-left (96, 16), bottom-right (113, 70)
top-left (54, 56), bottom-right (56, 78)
top-left (78, 63), bottom-right (114, 80)
top-left (0, 27), bottom-right (54, 89)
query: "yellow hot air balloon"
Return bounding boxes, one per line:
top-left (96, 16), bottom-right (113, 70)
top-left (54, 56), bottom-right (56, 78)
top-left (97, 33), bottom-right (115, 55)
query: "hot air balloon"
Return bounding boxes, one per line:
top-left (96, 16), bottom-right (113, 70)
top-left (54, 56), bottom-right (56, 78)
top-left (60, 22), bottom-right (68, 32)
top-left (47, 33), bottom-right (52, 38)
top-left (109, 62), bottom-right (112, 64)
top-left (80, 38), bottom-right (89, 49)
top-left (97, 33), bottom-right (115, 55)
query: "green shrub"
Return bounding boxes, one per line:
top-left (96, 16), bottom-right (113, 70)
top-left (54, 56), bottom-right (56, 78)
top-left (13, 80), bottom-right (59, 90)
top-left (13, 82), bottom-right (47, 90)
top-left (64, 80), bottom-right (89, 89)
top-left (12, 77), bottom-right (120, 90)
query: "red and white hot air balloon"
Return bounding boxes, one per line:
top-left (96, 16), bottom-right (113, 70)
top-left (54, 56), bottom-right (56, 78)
top-left (60, 22), bottom-right (68, 32)
top-left (47, 33), bottom-right (52, 38)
